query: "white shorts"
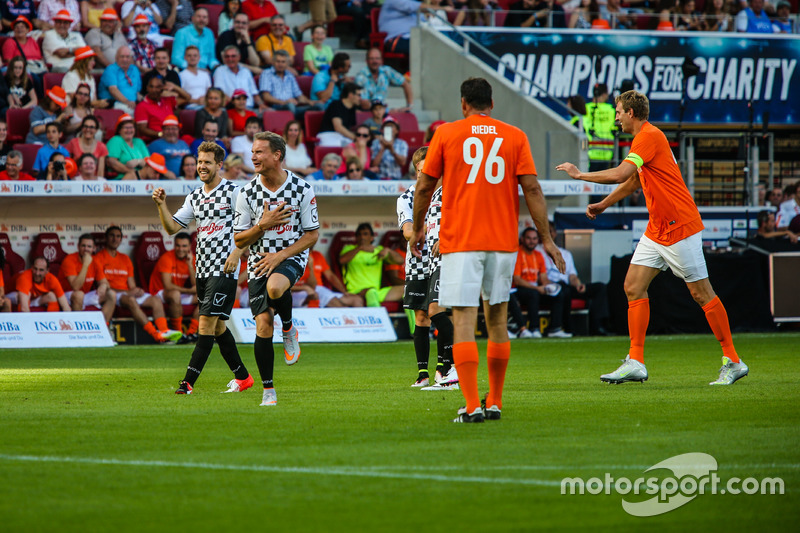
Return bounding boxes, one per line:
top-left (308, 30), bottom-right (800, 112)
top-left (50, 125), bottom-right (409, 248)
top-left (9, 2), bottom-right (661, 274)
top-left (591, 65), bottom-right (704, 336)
top-left (439, 251), bottom-right (517, 307)
top-left (5, 292), bottom-right (47, 306)
top-left (292, 290), bottom-right (309, 308)
top-left (116, 292), bottom-right (154, 305)
top-left (156, 290), bottom-right (196, 305)
top-left (316, 286), bottom-right (343, 308)
top-left (65, 290), bottom-right (102, 308)
top-left (631, 232), bottom-right (708, 283)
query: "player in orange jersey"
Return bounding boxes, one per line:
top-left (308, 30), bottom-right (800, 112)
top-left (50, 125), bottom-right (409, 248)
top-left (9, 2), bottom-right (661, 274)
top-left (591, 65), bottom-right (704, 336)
top-left (148, 232), bottom-right (200, 342)
top-left (58, 234), bottom-right (116, 324)
top-left (413, 78), bottom-right (564, 422)
top-left (556, 90), bottom-right (748, 386)
top-left (10, 257), bottom-right (71, 312)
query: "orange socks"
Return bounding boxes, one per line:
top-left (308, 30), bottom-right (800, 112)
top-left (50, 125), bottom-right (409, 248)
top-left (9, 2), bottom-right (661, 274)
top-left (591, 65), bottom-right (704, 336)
top-left (155, 317), bottom-right (168, 332)
top-left (143, 321), bottom-right (160, 340)
top-left (702, 296), bottom-right (740, 363)
top-left (486, 341), bottom-right (510, 410)
top-left (186, 319), bottom-right (199, 335)
top-left (453, 342), bottom-right (480, 412)
top-left (46, 301), bottom-right (60, 312)
top-left (628, 298), bottom-right (649, 363)
top-left (169, 318), bottom-right (183, 332)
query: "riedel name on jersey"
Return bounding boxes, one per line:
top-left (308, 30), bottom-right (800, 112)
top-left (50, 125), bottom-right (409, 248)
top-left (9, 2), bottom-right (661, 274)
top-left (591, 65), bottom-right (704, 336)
top-left (472, 125), bottom-right (497, 135)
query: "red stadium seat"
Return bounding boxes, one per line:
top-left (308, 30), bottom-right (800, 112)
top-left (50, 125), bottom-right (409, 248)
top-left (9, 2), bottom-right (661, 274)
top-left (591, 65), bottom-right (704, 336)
top-left (304, 110), bottom-right (325, 142)
top-left (7, 108), bottom-right (32, 144)
top-left (293, 41), bottom-right (308, 73)
top-left (29, 233), bottom-right (68, 275)
top-left (379, 230), bottom-right (404, 251)
top-left (356, 110), bottom-right (371, 125)
top-left (398, 130), bottom-right (424, 147)
top-left (327, 14), bottom-right (353, 37)
top-left (369, 8), bottom-right (407, 67)
top-left (178, 109), bottom-right (197, 138)
top-left (198, 3), bottom-right (224, 36)
top-left (134, 231), bottom-right (167, 290)
top-left (12, 144), bottom-right (40, 176)
top-left (297, 75), bottom-right (313, 98)
top-left (393, 113), bottom-right (419, 132)
top-left (0, 232), bottom-right (25, 289)
top-left (327, 231), bottom-right (356, 282)
top-left (94, 108), bottom-right (124, 142)
top-left (313, 146), bottom-right (342, 168)
top-left (43, 72), bottom-right (65, 94)
top-left (262, 110), bottom-right (295, 134)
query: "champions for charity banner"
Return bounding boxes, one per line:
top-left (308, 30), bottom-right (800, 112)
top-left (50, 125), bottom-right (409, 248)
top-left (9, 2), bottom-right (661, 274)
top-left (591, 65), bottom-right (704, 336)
top-left (0, 311), bottom-right (114, 348)
top-left (443, 28), bottom-right (799, 125)
top-left (228, 308), bottom-right (398, 344)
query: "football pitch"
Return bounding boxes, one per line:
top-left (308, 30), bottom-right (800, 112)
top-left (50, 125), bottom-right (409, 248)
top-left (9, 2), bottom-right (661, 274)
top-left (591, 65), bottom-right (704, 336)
top-left (1, 333), bottom-right (798, 532)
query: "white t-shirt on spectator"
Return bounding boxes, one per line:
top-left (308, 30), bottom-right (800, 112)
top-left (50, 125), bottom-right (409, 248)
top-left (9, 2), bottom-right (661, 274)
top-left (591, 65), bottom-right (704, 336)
top-left (179, 68), bottom-right (212, 102)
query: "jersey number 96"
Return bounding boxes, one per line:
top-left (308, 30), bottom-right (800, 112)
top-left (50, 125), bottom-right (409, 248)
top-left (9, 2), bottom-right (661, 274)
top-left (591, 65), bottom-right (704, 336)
top-left (463, 137), bottom-right (505, 185)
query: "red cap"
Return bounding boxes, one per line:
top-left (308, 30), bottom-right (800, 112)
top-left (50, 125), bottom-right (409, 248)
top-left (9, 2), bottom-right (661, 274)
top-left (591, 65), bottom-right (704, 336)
top-left (232, 89), bottom-right (248, 98)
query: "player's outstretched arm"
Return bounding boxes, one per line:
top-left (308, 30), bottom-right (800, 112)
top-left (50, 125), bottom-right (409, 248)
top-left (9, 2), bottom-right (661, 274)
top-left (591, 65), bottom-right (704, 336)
top-left (587, 173), bottom-right (642, 220)
top-left (556, 161), bottom-right (637, 185)
top-left (411, 173), bottom-right (437, 257)
top-left (519, 173), bottom-right (566, 274)
top-left (152, 188), bottom-right (183, 235)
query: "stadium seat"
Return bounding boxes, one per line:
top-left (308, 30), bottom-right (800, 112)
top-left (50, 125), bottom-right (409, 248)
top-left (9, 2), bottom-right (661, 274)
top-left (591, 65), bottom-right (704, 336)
top-left (29, 233), bottom-right (67, 275)
top-left (198, 3), bottom-right (224, 36)
top-left (356, 110), bottom-right (371, 125)
top-left (393, 113), bottom-right (419, 132)
top-left (379, 230), bottom-right (404, 251)
top-left (297, 75), bottom-right (313, 98)
top-left (327, 14), bottom-right (353, 37)
top-left (293, 41), bottom-right (308, 73)
top-left (13, 144), bottom-right (40, 176)
top-left (7, 108), bottom-right (32, 144)
top-left (94, 108), bottom-right (124, 142)
top-left (134, 231), bottom-right (167, 290)
top-left (0, 232), bottom-right (25, 289)
top-left (398, 130), bottom-right (424, 148)
top-left (263, 110), bottom-right (295, 134)
top-left (369, 8), bottom-right (407, 67)
top-left (492, 11), bottom-right (507, 27)
top-left (43, 72), bottom-right (65, 94)
top-left (313, 146), bottom-right (343, 168)
top-left (327, 230), bottom-right (356, 282)
top-left (304, 110), bottom-right (325, 142)
top-left (178, 109), bottom-right (197, 138)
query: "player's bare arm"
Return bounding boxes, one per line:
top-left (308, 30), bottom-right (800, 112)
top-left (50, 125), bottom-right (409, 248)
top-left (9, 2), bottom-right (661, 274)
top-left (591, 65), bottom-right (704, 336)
top-left (587, 173), bottom-right (642, 220)
top-left (401, 221), bottom-right (414, 242)
top-left (252, 229), bottom-right (319, 278)
top-left (519, 173), bottom-right (566, 274)
top-left (411, 172), bottom-right (437, 257)
top-left (152, 188), bottom-right (183, 235)
top-left (234, 201), bottom-right (292, 249)
top-left (224, 247), bottom-right (244, 275)
top-left (556, 161), bottom-right (637, 185)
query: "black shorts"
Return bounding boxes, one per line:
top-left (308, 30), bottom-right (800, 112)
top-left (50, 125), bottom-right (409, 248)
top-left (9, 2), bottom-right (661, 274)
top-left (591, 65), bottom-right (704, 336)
top-left (248, 259), bottom-right (305, 317)
top-left (403, 278), bottom-right (429, 310)
top-left (197, 276), bottom-right (238, 320)
top-left (425, 267), bottom-right (442, 309)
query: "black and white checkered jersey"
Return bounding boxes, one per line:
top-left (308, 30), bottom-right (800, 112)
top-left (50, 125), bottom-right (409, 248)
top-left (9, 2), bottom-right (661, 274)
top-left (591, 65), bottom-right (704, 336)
top-left (234, 171), bottom-right (319, 280)
top-left (396, 185), bottom-right (428, 281)
top-left (172, 178), bottom-right (240, 279)
top-left (425, 187), bottom-right (443, 271)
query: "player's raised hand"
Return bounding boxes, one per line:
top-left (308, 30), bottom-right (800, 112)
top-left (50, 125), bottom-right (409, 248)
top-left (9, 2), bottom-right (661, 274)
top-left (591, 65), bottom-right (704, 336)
top-left (257, 201), bottom-right (291, 231)
top-left (586, 202), bottom-right (606, 220)
top-left (555, 162), bottom-right (581, 180)
top-left (152, 187), bottom-right (166, 205)
top-left (542, 240), bottom-right (566, 274)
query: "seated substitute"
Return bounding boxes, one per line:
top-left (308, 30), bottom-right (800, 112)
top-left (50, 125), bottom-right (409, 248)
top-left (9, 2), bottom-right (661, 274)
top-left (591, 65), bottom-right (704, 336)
top-left (148, 232), bottom-right (200, 343)
top-left (7, 256), bottom-right (71, 312)
top-left (57, 233), bottom-right (116, 324)
top-left (339, 222), bottom-right (405, 307)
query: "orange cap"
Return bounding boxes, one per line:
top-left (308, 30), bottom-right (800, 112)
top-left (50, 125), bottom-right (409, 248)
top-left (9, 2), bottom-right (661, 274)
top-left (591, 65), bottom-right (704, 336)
top-left (146, 153), bottom-right (167, 175)
top-left (47, 86), bottom-right (68, 108)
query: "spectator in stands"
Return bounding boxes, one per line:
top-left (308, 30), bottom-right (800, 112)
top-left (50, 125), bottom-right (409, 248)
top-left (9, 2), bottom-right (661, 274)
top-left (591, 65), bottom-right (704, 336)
top-left (1, 1), bottom-right (40, 32)
top-left (303, 25), bottom-right (333, 75)
top-left (94, 225), bottom-right (182, 343)
top-left (282, 120), bottom-right (316, 176)
top-left (75, 153), bottom-right (104, 180)
top-left (341, 156), bottom-right (370, 180)
top-left (135, 152), bottom-right (169, 179)
top-left (454, 0), bottom-right (497, 27)
top-left (305, 152), bottom-right (340, 180)
top-left (568, 0), bottom-right (599, 28)
top-left (756, 210), bottom-right (798, 243)
top-left (582, 83), bottom-right (616, 171)
top-left (370, 115), bottom-right (408, 180)
top-left (700, 0), bottom-right (732, 31)
top-left (223, 153), bottom-right (250, 180)
top-left (213, 46), bottom-right (266, 113)
top-left (507, 228), bottom-right (571, 338)
top-left (135, 76), bottom-right (177, 142)
top-left (155, 0), bottom-right (193, 33)
top-left (0, 120), bottom-right (9, 170)
top-left (776, 182), bottom-right (800, 229)
top-left (256, 15), bottom-right (296, 72)
top-left (228, 90), bottom-right (257, 137)
top-left (317, 81), bottom-right (361, 147)
top-left (767, 186), bottom-right (784, 207)
top-left (149, 231), bottom-right (199, 338)
top-left (355, 47), bottom-right (413, 112)
top-left (44, 151), bottom-right (71, 180)
top-left (736, 0), bottom-right (773, 32)
top-left (38, 0), bottom-right (81, 31)
top-left (231, 115), bottom-right (259, 171)
top-left (772, 0), bottom-right (795, 33)
top-left (259, 50), bottom-right (317, 120)
top-left (363, 99), bottom-right (385, 137)
top-left (106, 113), bottom-right (150, 179)
top-left (178, 45), bottom-right (211, 110)
top-left (99, 46), bottom-right (142, 114)
top-left (141, 48), bottom-right (189, 103)
top-left (79, 0), bottom-right (106, 29)
top-left (190, 120), bottom-right (226, 157)
top-left (129, 13), bottom-right (157, 73)
top-left (148, 114), bottom-right (189, 177)
top-left (218, 0), bottom-right (241, 35)
top-left (58, 233), bottom-right (115, 321)
top-left (85, 8), bottom-right (127, 69)
top-left (194, 87), bottom-right (230, 142)
top-left (241, 0), bottom-right (278, 40)
top-left (5, 55), bottom-right (37, 111)
top-left (171, 7), bottom-right (218, 70)
top-left (379, 0), bottom-right (452, 54)
top-left (674, 0), bottom-right (702, 30)
top-left (295, 1), bottom-right (338, 43)
top-left (66, 116), bottom-right (107, 176)
top-left (340, 124), bottom-right (377, 178)
top-left (0, 150), bottom-right (34, 180)
top-left (340, 222), bottom-right (405, 307)
top-left (63, 47), bottom-right (104, 107)
top-left (33, 122), bottom-right (70, 178)
top-left (599, 0), bottom-right (633, 28)
top-left (27, 86), bottom-right (70, 145)
top-left (42, 9), bottom-right (86, 72)
top-left (121, 0), bottom-right (166, 46)
top-left (2, 16), bottom-right (44, 67)
top-left (178, 153), bottom-right (196, 179)
top-left (310, 52), bottom-right (351, 108)
top-left (216, 12), bottom-right (263, 76)
top-left (10, 256), bottom-right (71, 312)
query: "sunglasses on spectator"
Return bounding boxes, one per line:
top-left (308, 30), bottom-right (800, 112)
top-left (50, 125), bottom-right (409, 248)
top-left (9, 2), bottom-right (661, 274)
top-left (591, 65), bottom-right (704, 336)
top-left (77, 92), bottom-right (90, 97)
top-left (348, 167), bottom-right (361, 173)
top-left (83, 124), bottom-right (97, 129)
top-left (356, 132), bottom-right (370, 138)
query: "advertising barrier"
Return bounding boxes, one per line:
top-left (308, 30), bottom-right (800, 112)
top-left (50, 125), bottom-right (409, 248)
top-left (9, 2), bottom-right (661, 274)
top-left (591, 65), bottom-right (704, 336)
top-left (0, 311), bottom-right (114, 348)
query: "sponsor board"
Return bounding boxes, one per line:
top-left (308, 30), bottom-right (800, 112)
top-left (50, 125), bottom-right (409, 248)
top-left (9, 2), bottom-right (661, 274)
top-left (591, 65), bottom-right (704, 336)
top-left (0, 311), bottom-right (114, 348)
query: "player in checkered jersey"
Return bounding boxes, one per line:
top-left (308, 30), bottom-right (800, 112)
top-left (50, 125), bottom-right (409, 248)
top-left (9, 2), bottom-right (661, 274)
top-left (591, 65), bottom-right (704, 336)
top-left (152, 141), bottom-right (255, 396)
top-left (234, 131), bottom-right (319, 407)
top-left (397, 146), bottom-right (457, 390)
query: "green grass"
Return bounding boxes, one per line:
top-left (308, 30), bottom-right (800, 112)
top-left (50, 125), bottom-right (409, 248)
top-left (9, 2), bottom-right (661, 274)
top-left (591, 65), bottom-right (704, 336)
top-left (1, 333), bottom-right (799, 532)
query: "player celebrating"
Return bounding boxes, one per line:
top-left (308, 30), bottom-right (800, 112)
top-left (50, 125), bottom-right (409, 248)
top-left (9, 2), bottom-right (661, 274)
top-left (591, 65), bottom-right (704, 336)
top-left (556, 90), bottom-right (748, 386)
top-left (413, 78), bottom-right (564, 423)
top-left (397, 146), bottom-right (457, 390)
top-left (234, 132), bottom-right (319, 407)
top-left (152, 141), bottom-right (254, 395)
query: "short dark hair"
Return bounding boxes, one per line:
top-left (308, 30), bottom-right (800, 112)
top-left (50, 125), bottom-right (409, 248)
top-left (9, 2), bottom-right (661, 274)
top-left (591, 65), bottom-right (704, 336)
top-left (174, 232), bottom-right (191, 244)
top-left (341, 82), bottom-right (361, 99)
top-left (461, 78), bottom-right (492, 110)
top-left (77, 233), bottom-right (94, 245)
top-left (198, 141), bottom-right (225, 163)
top-left (757, 210), bottom-right (772, 228)
top-left (45, 121), bottom-right (62, 133)
top-left (49, 151), bottom-right (65, 162)
top-left (105, 225), bottom-right (122, 237)
top-left (77, 153), bottom-right (97, 167)
top-left (521, 227), bottom-right (539, 239)
top-left (331, 52), bottom-right (350, 71)
top-left (356, 222), bottom-right (374, 236)
top-left (245, 116), bottom-right (261, 128)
